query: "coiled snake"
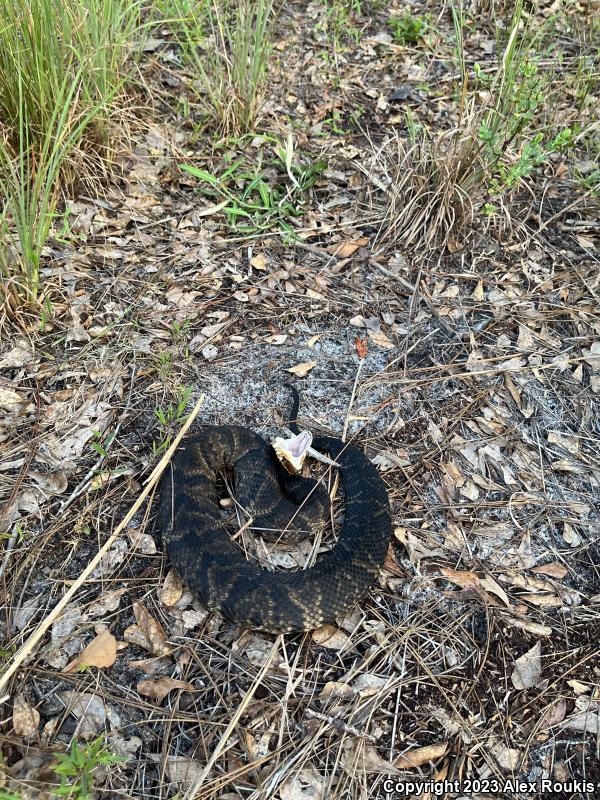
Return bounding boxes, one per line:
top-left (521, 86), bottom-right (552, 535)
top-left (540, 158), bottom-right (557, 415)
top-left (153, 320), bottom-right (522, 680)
top-left (159, 390), bottom-right (391, 633)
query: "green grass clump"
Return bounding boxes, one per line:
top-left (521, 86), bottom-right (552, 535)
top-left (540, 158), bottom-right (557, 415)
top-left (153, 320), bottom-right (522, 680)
top-left (180, 136), bottom-right (327, 234)
top-left (0, 0), bottom-right (141, 315)
top-left (388, 12), bottom-right (429, 45)
top-left (161, 0), bottom-right (275, 135)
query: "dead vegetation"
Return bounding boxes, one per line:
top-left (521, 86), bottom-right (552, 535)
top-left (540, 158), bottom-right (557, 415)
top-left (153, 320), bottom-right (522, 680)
top-left (0, 0), bottom-right (599, 798)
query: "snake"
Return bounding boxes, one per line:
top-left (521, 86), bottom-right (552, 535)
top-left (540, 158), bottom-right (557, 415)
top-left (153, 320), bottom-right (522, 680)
top-left (159, 389), bottom-right (391, 633)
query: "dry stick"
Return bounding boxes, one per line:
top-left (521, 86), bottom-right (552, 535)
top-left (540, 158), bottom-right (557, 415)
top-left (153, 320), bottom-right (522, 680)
top-left (182, 635), bottom-right (283, 800)
top-left (0, 394), bottom-right (206, 700)
top-left (341, 357), bottom-right (364, 444)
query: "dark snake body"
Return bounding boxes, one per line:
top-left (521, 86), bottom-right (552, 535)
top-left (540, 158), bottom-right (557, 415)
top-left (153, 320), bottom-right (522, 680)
top-left (159, 403), bottom-right (391, 633)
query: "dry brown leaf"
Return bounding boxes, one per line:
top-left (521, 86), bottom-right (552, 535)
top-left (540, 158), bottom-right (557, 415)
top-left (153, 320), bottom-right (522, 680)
top-left (250, 253), bottom-right (268, 270)
top-left (265, 334), bottom-right (288, 344)
top-left (531, 562), bottom-right (568, 579)
top-left (511, 641), bottom-right (542, 689)
top-left (383, 546), bottom-right (405, 578)
top-left (395, 742), bottom-right (448, 769)
top-left (65, 630), bottom-right (117, 672)
top-left (319, 681), bottom-right (355, 700)
top-left (87, 588), bottom-right (127, 618)
top-left (0, 340), bottom-right (34, 368)
top-left (306, 334), bottom-right (323, 347)
top-left (12, 695), bottom-right (40, 737)
top-left (472, 280), bottom-right (485, 301)
top-left (539, 698), bottom-right (567, 729)
top-left (160, 569), bottom-right (183, 607)
top-left (60, 692), bottom-right (114, 739)
top-left (367, 330), bottom-right (394, 350)
top-left (164, 756), bottom-right (204, 788)
top-left (524, 594), bottom-right (562, 608)
top-left (125, 603), bottom-right (170, 656)
top-left (285, 360), bottom-right (317, 377)
top-left (128, 656), bottom-right (172, 674)
top-left (488, 739), bottom-right (522, 771)
top-left (548, 430), bottom-right (580, 455)
top-left (349, 315), bottom-right (365, 327)
top-left (563, 697), bottom-right (600, 733)
top-left (440, 567), bottom-right (480, 589)
top-left (234, 633), bottom-right (284, 669)
top-left (567, 679), bottom-right (590, 695)
top-left (327, 237), bottom-right (368, 257)
top-left (351, 674), bottom-right (389, 698)
top-left (342, 743), bottom-right (399, 775)
top-left (0, 388), bottom-right (27, 413)
top-left (312, 625), bottom-right (351, 650)
top-left (480, 575), bottom-right (512, 608)
top-left (128, 527), bottom-right (156, 554)
top-left (502, 616), bottom-right (553, 637)
top-left (137, 677), bottom-right (195, 704)
top-left (181, 608), bottom-right (209, 629)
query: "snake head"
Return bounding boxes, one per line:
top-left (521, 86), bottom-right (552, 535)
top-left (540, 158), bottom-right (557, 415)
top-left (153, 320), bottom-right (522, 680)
top-left (271, 430), bottom-right (313, 474)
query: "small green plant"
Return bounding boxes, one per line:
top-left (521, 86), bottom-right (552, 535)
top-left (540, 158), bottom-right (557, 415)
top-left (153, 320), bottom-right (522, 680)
top-left (90, 430), bottom-right (116, 458)
top-left (574, 164), bottom-right (600, 196)
top-left (180, 137), bottom-right (326, 234)
top-left (153, 386), bottom-right (193, 456)
top-left (0, 523), bottom-right (28, 545)
top-left (388, 12), bottom-right (429, 45)
top-left (322, 110), bottom-right (355, 136)
top-left (53, 736), bottom-right (124, 799)
top-left (317, 0), bottom-right (364, 48)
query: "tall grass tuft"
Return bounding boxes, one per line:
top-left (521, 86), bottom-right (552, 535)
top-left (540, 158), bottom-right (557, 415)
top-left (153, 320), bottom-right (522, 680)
top-left (0, 0), bottom-right (141, 316)
top-left (163, 0), bottom-right (275, 135)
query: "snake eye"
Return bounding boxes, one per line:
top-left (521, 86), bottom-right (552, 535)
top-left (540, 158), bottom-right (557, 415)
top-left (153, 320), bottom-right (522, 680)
top-left (271, 430), bottom-right (313, 474)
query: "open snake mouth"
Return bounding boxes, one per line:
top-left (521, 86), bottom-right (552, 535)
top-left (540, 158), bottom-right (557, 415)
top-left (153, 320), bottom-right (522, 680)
top-left (271, 430), bottom-right (313, 474)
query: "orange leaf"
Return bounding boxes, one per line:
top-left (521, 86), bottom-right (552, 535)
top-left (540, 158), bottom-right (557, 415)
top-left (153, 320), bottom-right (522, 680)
top-left (355, 337), bottom-right (368, 359)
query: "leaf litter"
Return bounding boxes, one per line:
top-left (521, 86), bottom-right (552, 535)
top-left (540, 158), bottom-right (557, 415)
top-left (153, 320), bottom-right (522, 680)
top-left (0, 0), bottom-right (599, 796)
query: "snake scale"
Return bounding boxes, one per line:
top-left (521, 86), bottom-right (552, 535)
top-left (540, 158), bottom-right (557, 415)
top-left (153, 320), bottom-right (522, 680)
top-left (159, 390), bottom-right (391, 633)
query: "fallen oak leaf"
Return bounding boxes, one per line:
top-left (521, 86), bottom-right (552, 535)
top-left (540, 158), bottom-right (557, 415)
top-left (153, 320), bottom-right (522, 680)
top-left (531, 562), bottom-right (568, 579)
top-left (65, 630), bottom-right (117, 672)
top-left (137, 677), bottom-right (196, 704)
top-left (440, 567), bottom-right (480, 589)
top-left (479, 575), bottom-right (512, 608)
top-left (327, 237), bottom-right (369, 258)
top-left (124, 602), bottom-right (170, 656)
top-left (285, 360), bottom-right (317, 377)
top-left (511, 641), bottom-right (542, 689)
